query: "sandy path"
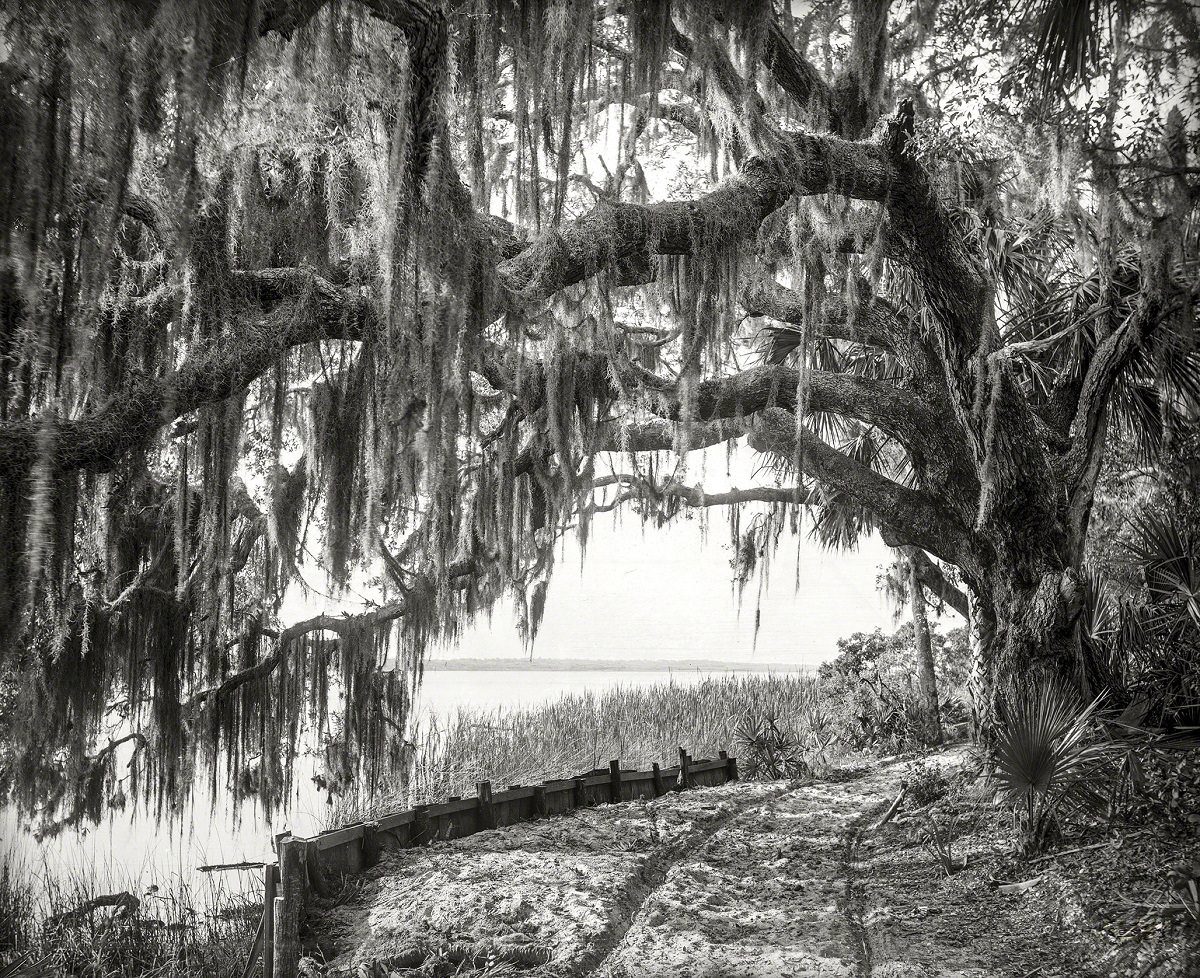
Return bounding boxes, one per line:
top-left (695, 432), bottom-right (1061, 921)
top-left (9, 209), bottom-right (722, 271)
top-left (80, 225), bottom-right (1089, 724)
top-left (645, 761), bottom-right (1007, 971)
top-left (592, 761), bottom-right (900, 978)
top-left (307, 752), bottom-right (1096, 977)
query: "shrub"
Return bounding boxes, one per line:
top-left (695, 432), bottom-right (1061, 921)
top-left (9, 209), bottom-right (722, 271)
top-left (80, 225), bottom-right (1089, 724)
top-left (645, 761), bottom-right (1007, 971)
top-left (992, 685), bottom-right (1111, 854)
top-left (734, 713), bottom-right (809, 779)
top-left (904, 760), bottom-right (949, 807)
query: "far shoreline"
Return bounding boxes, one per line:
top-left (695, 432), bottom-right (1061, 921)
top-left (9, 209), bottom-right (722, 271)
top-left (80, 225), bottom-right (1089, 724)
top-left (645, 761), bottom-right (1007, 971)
top-left (424, 657), bottom-right (812, 673)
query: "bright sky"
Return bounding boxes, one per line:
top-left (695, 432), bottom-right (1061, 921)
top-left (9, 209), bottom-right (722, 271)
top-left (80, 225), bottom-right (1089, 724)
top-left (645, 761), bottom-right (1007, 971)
top-left (438, 512), bottom-right (897, 667)
top-left (285, 440), bottom-right (905, 668)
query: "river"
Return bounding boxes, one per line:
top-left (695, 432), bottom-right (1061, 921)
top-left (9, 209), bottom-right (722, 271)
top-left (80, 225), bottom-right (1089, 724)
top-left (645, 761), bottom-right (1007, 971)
top-left (0, 664), bottom-right (801, 897)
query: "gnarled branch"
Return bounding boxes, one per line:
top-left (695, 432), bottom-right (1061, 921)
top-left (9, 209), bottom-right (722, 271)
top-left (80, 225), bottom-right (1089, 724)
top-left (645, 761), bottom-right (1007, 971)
top-left (750, 408), bottom-right (978, 573)
top-left (0, 270), bottom-right (373, 475)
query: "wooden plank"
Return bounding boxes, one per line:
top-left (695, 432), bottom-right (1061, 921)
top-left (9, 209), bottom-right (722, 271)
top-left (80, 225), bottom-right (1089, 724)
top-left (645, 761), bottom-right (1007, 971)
top-left (572, 777), bottom-right (586, 808)
top-left (375, 819), bottom-right (411, 851)
top-left (306, 840), bottom-right (336, 897)
top-left (624, 773), bottom-right (655, 800)
top-left (652, 763), bottom-right (664, 796)
top-left (543, 782), bottom-right (573, 815)
top-left (361, 824), bottom-right (381, 869)
top-left (608, 760), bottom-right (622, 804)
top-left (321, 836), bottom-right (363, 877)
top-left (720, 750), bottom-right (738, 782)
top-left (427, 797), bottom-right (479, 818)
top-left (688, 759), bottom-right (728, 774)
top-left (492, 786), bottom-right (536, 803)
top-left (678, 748), bottom-right (690, 790)
top-left (411, 805), bottom-right (431, 847)
top-left (376, 809), bottom-right (415, 832)
top-left (314, 823), bottom-right (365, 852)
top-left (239, 909), bottom-right (265, 978)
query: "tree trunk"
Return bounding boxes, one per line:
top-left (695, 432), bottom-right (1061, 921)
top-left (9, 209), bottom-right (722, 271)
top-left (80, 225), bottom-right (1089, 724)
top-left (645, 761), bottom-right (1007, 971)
top-left (966, 589), bottom-right (997, 746)
top-left (966, 559), bottom-right (1085, 747)
top-left (905, 547), bottom-right (942, 744)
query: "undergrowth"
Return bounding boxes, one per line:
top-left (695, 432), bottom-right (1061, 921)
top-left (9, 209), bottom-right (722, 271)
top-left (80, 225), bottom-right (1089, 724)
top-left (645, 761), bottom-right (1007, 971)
top-left (327, 672), bottom-right (852, 827)
top-left (0, 854), bottom-right (259, 977)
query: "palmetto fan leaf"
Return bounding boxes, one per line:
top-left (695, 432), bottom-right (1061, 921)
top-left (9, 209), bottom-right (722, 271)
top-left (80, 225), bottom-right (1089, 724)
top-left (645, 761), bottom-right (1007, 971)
top-left (1029, 0), bottom-right (1109, 92)
top-left (994, 685), bottom-right (1108, 820)
top-left (1127, 510), bottom-right (1200, 631)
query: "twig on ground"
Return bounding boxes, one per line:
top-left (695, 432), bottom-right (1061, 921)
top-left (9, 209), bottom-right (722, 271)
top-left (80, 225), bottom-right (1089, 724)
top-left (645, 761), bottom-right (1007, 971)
top-left (1029, 829), bottom-right (1152, 865)
top-left (871, 785), bottom-right (908, 831)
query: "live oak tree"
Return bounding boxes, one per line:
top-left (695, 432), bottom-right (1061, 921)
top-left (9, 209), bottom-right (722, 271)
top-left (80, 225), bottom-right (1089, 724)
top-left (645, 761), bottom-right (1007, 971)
top-left (0, 0), bottom-right (1196, 832)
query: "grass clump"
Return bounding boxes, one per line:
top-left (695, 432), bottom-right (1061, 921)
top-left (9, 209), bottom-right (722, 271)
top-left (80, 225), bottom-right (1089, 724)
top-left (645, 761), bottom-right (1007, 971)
top-left (0, 854), bottom-right (259, 977)
top-left (328, 672), bottom-right (843, 826)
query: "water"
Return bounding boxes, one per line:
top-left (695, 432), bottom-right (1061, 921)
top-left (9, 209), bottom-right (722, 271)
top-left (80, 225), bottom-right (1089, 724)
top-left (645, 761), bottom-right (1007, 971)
top-left (0, 664), bottom-right (799, 894)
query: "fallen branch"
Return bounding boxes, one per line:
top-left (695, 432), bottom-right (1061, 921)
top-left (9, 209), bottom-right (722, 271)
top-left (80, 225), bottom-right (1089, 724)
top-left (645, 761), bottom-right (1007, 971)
top-left (197, 860), bottom-right (269, 873)
top-left (1028, 829), bottom-right (1151, 865)
top-left (871, 785), bottom-right (908, 831)
top-left (48, 891), bottom-right (140, 926)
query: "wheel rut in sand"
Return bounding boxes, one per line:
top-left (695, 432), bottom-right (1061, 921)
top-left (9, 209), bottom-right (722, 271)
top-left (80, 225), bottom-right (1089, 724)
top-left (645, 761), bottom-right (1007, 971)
top-left (590, 763), bottom-right (897, 978)
top-left (311, 749), bottom-right (1097, 977)
top-left (838, 802), bottom-right (891, 978)
top-left (569, 782), bottom-right (796, 976)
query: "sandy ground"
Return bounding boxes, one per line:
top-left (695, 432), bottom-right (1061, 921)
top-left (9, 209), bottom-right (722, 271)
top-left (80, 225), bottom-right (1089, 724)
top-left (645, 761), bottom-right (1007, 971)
top-left (304, 751), bottom-right (1181, 977)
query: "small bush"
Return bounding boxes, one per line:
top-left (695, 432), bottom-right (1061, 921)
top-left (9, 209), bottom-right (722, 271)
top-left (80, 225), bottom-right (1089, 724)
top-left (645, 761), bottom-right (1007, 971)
top-left (904, 760), bottom-right (950, 807)
top-left (993, 685), bottom-right (1111, 854)
top-left (734, 713), bottom-right (809, 779)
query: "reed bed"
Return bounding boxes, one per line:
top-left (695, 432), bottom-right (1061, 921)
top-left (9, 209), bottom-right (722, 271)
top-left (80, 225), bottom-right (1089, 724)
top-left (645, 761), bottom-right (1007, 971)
top-left (330, 672), bottom-right (835, 827)
top-left (2, 673), bottom-right (838, 974)
top-left (0, 851), bottom-right (259, 977)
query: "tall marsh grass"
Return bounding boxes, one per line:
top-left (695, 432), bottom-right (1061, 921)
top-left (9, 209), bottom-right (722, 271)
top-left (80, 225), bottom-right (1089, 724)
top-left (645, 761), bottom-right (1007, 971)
top-left (0, 852), bottom-right (259, 976)
top-left (330, 672), bottom-right (837, 827)
top-left (2, 672), bottom-right (843, 974)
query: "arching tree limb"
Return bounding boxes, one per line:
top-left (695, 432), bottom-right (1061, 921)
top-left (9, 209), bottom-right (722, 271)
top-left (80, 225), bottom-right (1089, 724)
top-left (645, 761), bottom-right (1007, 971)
top-left (907, 548), bottom-right (970, 618)
top-left (0, 270), bottom-right (373, 474)
top-left (592, 473), bottom-right (813, 509)
top-left (497, 132), bottom-right (898, 300)
top-left (750, 408), bottom-right (978, 573)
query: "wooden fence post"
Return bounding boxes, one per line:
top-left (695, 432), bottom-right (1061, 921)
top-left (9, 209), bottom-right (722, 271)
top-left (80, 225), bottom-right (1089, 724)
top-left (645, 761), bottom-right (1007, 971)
top-left (572, 776), bottom-right (586, 808)
top-left (477, 780), bottom-right (495, 829)
top-left (412, 804), bottom-right (431, 847)
top-left (274, 838), bottom-right (305, 978)
top-left (720, 749), bottom-right (739, 782)
top-left (361, 823), bottom-right (381, 869)
top-left (651, 762), bottom-right (663, 796)
top-left (532, 783), bottom-right (548, 817)
top-left (608, 759), bottom-right (623, 804)
top-left (263, 862), bottom-right (277, 978)
top-left (272, 896), bottom-right (289, 976)
top-left (678, 747), bottom-right (690, 790)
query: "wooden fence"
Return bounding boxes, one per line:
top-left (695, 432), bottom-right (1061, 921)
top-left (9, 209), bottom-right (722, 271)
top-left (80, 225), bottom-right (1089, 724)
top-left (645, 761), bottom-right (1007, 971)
top-left (242, 747), bottom-right (738, 977)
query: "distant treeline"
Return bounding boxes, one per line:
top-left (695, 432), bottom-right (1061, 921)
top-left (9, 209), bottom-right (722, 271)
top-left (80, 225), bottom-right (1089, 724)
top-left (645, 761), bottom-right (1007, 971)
top-left (424, 658), bottom-right (809, 672)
